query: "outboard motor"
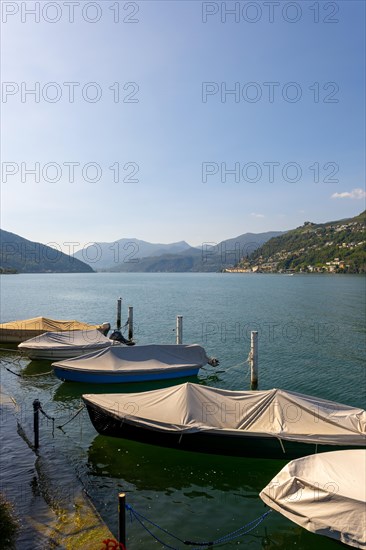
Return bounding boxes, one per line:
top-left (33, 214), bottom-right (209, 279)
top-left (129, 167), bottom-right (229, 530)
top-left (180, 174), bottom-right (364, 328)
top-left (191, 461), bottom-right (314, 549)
top-left (101, 322), bottom-right (111, 336)
top-left (109, 330), bottom-right (135, 346)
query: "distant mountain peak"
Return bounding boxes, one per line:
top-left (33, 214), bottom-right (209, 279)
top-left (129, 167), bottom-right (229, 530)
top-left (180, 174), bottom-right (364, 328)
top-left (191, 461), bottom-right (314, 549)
top-left (73, 238), bottom-right (194, 270)
top-left (105, 231), bottom-right (285, 273)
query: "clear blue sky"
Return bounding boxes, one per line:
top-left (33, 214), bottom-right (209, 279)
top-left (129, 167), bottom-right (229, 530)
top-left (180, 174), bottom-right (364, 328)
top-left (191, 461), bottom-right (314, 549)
top-left (1, 0), bottom-right (365, 249)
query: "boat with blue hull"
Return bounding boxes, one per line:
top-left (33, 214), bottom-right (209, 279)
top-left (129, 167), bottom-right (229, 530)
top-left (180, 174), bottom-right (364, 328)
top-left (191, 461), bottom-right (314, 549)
top-left (52, 344), bottom-right (210, 383)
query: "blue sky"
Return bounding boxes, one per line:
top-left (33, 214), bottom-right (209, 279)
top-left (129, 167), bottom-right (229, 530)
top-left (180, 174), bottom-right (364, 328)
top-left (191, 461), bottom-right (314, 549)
top-left (1, 0), bottom-right (365, 249)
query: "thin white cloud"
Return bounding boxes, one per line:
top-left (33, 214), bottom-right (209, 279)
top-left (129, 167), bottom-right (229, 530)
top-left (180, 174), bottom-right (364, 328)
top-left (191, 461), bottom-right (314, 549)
top-left (250, 212), bottom-right (265, 218)
top-left (331, 188), bottom-right (366, 199)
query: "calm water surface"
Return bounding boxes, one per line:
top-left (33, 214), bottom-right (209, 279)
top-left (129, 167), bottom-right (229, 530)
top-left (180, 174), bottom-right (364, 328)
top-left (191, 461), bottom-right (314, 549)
top-left (0, 273), bottom-right (365, 549)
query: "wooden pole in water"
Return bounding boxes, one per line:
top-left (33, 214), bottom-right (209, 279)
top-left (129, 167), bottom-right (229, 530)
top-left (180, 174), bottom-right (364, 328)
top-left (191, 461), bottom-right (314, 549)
top-left (250, 331), bottom-right (258, 390)
top-left (118, 492), bottom-right (126, 548)
top-left (33, 399), bottom-right (40, 449)
top-left (176, 315), bottom-right (183, 345)
top-left (117, 297), bottom-right (122, 330)
top-left (128, 306), bottom-right (133, 341)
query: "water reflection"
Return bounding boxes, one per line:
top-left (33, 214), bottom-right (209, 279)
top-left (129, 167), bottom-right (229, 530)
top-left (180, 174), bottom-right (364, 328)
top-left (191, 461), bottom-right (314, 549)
top-left (86, 436), bottom-right (341, 549)
top-left (22, 359), bottom-right (54, 376)
top-left (53, 376), bottom-right (199, 402)
top-left (87, 434), bottom-right (285, 493)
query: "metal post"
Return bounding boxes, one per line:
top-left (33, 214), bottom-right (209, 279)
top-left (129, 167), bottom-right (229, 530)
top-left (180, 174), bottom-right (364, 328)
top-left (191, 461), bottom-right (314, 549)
top-left (33, 399), bottom-right (40, 449)
top-left (128, 306), bottom-right (133, 341)
top-left (250, 331), bottom-right (258, 390)
top-left (118, 492), bottom-right (126, 548)
top-left (117, 297), bottom-right (122, 330)
top-left (176, 315), bottom-right (183, 345)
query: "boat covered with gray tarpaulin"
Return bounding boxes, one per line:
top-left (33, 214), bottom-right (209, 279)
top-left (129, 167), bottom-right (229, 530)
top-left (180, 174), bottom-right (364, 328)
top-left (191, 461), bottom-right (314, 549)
top-left (53, 344), bottom-right (209, 382)
top-left (83, 382), bottom-right (366, 458)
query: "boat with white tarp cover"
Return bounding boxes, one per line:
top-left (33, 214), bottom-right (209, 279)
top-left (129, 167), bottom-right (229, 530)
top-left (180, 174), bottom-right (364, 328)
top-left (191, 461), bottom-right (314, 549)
top-left (18, 329), bottom-right (114, 360)
top-left (53, 344), bottom-right (210, 382)
top-left (83, 382), bottom-right (366, 459)
top-left (0, 316), bottom-right (110, 344)
top-left (260, 449), bottom-right (366, 548)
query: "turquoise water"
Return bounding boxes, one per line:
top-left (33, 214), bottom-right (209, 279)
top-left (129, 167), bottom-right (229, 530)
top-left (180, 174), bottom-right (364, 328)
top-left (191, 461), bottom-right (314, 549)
top-left (0, 273), bottom-right (365, 548)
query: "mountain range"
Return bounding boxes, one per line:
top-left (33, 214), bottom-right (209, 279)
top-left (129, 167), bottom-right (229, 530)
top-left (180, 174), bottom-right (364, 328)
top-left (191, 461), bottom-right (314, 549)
top-left (74, 232), bottom-right (283, 272)
top-left (73, 239), bottom-right (193, 270)
top-left (1, 212), bottom-right (364, 274)
top-left (0, 230), bottom-right (283, 273)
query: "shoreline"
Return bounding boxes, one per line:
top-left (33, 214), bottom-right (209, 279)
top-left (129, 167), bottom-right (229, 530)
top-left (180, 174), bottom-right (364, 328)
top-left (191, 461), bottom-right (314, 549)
top-left (0, 387), bottom-right (115, 549)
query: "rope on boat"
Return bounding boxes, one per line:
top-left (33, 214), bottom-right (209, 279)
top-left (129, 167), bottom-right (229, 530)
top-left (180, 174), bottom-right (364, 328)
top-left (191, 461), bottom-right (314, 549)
top-left (3, 364), bottom-right (22, 377)
top-left (223, 354), bottom-right (251, 374)
top-left (119, 318), bottom-right (129, 332)
top-left (57, 404), bottom-right (85, 430)
top-left (1, 358), bottom-right (53, 378)
top-left (33, 399), bottom-right (84, 433)
top-left (33, 400), bottom-right (55, 437)
top-left (23, 370), bottom-right (54, 377)
top-left (34, 401), bottom-right (84, 436)
top-left (38, 403), bottom-right (55, 422)
top-left (126, 504), bottom-right (272, 549)
top-left (0, 347), bottom-right (24, 353)
top-left (0, 354), bottom-right (53, 378)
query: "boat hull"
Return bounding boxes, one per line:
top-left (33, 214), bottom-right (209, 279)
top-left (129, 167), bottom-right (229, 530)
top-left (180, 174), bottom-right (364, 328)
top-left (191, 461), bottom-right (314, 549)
top-left (21, 344), bottom-right (111, 361)
top-left (0, 329), bottom-right (46, 344)
top-left (0, 321), bottom-right (109, 344)
top-left (84, 401), bottom-right (363, 460)
top-left (54, 366), bottom-right (200, 383)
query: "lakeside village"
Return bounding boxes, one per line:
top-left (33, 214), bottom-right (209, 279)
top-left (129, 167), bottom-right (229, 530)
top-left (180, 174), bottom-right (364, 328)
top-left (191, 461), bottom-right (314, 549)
top-left (224, 255), bottom-right (359, 274)
top-left (224, 220), bottom-right (366, 274)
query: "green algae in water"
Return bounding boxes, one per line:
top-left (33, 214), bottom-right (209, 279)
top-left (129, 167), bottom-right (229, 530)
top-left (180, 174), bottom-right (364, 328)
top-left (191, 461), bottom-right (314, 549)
top-left (0, 492), bottom-right (19, 550)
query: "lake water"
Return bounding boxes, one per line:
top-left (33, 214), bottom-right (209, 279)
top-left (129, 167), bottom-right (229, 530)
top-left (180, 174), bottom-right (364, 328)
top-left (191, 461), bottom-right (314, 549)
top-left (0, 273), bottom-right (365, 549)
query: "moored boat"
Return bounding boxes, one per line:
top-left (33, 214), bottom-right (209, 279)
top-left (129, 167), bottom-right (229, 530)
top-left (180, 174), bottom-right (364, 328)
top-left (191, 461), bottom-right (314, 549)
top-left (53, 344), bottom-right (210, 383)
top-left (0, 317), bottom-right (110, 344)
top-left (260, 450), bottom-right (366, 548)
top-left (83, 383), bottom-right (366, 459)
top-left (18, 329), bottom-right (114, 360)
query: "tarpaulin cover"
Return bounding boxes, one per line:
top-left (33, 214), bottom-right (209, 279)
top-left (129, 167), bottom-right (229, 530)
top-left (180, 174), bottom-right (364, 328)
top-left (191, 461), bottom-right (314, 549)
top-left (83, 383), bottom-right (366, 446)
top-left (54, 344), bottom-right (209, 372)
top-left (0, 317), bottom-right (106, 343)
top-left (260, 450), bottom-right (366, 548)
top-left (18, 329), bottom-right (112, 350)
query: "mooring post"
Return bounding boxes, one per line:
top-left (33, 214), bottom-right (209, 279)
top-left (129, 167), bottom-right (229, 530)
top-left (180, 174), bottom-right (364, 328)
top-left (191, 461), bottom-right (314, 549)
top-left (117, 297), bottom-right (122, 330)
top-left (250, 331), bottom-right (258, 390)
top-left (128, 306), bottom-right (133, 341)
top-left (118, 492), bottom-right (126, 548)
top-left (176, 315), bottom-right (183, 345)
top-left (33, 399), bottom-right (41, 449)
